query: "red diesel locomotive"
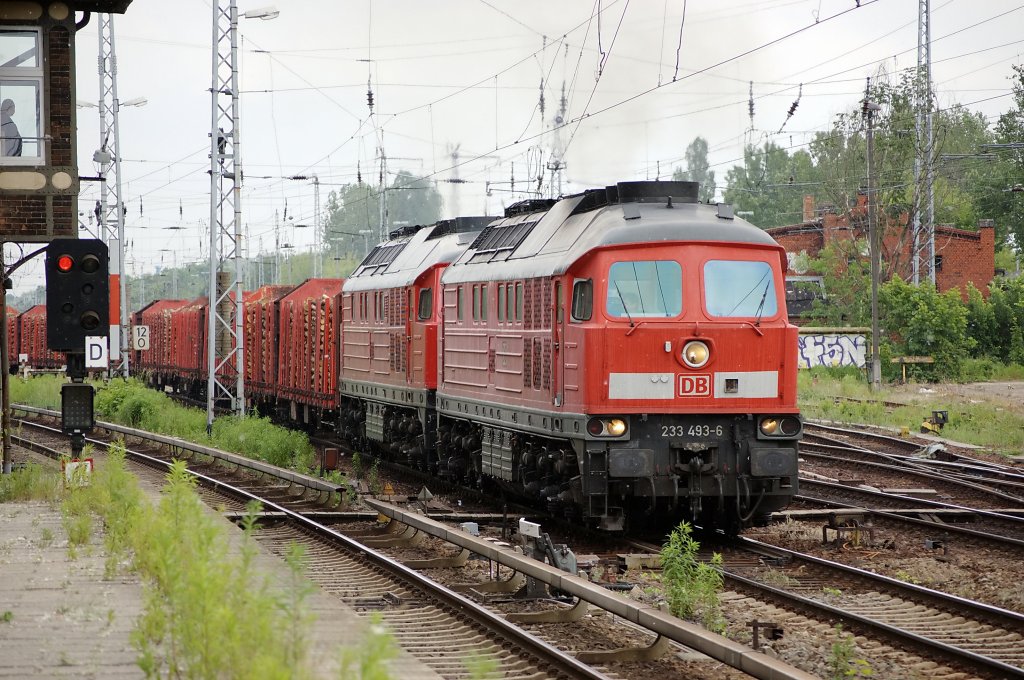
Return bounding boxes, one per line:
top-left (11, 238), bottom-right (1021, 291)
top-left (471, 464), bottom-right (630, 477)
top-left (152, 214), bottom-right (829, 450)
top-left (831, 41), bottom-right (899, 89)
top-left (340, 181), bottom-right (801, 532)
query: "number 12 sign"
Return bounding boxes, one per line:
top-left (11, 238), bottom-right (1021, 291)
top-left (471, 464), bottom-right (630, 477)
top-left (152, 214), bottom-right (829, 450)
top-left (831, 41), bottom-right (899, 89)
top-left (133, 325), bottom-right (150, 351)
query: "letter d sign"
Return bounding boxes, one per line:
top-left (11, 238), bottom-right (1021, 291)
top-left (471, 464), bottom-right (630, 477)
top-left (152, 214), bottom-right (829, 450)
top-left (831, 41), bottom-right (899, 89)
top-left (85, 336), bottom-right (109, 369)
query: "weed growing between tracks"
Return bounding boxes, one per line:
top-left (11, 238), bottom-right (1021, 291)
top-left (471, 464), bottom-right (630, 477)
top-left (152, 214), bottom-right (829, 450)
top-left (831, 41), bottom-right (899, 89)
top-left (660, 522), bottom-right (725, 633)
top-left (827, 624), bottom-right (873, 679)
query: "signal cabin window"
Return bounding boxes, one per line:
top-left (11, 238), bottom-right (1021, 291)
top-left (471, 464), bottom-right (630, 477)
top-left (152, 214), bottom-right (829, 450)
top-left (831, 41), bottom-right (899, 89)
top-left (497, 284), bottom-right (506, 321)
top-left (457, 286), bottom-right (464, 321)
top-left (515, 282), bottom-right (523, 321)
top-left (417, 287), bottom-right (432, 320)
top-left (606, 261), bottom-right (682, 318)
top-left (703, 260), bottom-right (778, 318)
top-left (0, 29), bottom-right (43, 164)
top-left (571, 279), bottom-right (593, 321)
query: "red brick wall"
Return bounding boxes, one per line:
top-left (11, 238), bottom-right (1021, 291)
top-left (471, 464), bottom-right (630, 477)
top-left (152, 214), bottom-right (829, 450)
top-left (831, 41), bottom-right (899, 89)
top-left (768, 199), bottom-right (995, 299)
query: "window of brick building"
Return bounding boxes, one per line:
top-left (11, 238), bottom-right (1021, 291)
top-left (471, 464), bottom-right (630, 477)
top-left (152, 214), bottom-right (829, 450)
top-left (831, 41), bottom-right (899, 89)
top-left (0, 29), bottom-right (44, 164)
top-left (934, 255), bottom-right (943, 271)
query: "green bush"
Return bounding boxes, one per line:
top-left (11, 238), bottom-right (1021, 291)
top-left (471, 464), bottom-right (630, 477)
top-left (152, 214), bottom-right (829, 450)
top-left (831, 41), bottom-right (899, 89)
top-left (879, 277), bottom-right (973, 381)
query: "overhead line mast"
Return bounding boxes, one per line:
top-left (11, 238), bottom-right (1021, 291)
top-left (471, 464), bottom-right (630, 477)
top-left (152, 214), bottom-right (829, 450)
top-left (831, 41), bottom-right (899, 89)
top-left (912, 0), bottom-right (935, 285)
top-left (207, 0), bottom-right (246, 429)
top-left (97, 14), bottom-right (127, 377)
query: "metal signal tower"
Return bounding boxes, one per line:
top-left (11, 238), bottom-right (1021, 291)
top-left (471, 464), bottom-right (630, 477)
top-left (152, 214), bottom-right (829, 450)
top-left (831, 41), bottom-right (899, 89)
top-left (912, 0), bottom-right (935, 285)
top-left (97, 14), bottom-right (127, 376)
top-left (545, 81), bottom-right (568, 199)
top-left (207, 0), bottom-right (245, 428)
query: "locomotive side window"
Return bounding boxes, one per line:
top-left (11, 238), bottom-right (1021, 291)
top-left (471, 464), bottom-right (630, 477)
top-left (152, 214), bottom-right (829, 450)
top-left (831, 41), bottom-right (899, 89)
top-left (606, 261), bottom-right (682, 318)
top-left (507, 285), bottom-right (515, 322)
top-left (515, 282), bottom-right (524, 321)
top-left (481, 284), bottom-right (488, 321)
top-left (457, 286), bottom-right (464, 321)
top-left (417, 287), bottom-right (432, 320)
top-left (497, 284), bottom-right (506, 322)
top-left (571, 279), bottom-right (593, 321)
top-left (472, 285), bottom-right (480, 321)
top-left (704, 260), bottom-right (778, 318)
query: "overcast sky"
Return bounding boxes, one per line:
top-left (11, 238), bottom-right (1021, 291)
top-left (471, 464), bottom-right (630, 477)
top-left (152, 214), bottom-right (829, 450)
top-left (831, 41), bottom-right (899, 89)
top-left (6, 0), bottom-right (1022, 298)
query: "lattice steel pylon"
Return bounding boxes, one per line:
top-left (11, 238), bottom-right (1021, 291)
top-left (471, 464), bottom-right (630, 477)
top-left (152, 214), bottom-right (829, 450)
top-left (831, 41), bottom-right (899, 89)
top-left (912, 0), bottom-right (935, 285)
top-left (97, 14), bottom-right (127, 376)
top-left (207, 0), bottom-right (245, 429)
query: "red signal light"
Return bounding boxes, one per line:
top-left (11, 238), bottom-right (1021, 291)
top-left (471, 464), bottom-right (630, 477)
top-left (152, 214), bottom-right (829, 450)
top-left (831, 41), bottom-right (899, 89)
top-left (57, 254), bottom-right (74, 272)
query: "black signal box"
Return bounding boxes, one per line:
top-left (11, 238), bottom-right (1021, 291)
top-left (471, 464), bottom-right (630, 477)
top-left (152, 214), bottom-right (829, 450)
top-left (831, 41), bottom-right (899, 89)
top-left (46, 238), bottom-right (109, 352)
top-left (61, 383), bottom-right (95, 433)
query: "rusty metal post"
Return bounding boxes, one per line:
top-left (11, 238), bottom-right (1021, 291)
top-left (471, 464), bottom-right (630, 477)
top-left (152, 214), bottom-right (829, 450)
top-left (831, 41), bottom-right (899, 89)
top-left (1, 245), bottom-right (10, 474)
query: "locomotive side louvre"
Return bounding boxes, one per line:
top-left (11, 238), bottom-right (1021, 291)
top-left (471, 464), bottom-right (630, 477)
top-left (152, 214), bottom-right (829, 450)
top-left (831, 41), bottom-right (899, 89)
top-left (438, 180), bottom-right (801, 532)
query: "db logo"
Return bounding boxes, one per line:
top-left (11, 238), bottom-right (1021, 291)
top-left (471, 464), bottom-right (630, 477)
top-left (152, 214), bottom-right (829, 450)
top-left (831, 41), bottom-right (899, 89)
top-left (678, 374), bottom-right (711, 397)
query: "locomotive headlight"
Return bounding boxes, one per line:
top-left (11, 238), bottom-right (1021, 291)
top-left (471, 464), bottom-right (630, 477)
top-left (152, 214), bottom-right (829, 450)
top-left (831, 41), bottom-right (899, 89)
top-left (586, 417), bottom-right (629, 437)
top-left (759, 417), bottom-right (780, 436)
top-left (607, 418), bottom-right (627, 436)
top-left (682, 340), bottom-right (710, 368)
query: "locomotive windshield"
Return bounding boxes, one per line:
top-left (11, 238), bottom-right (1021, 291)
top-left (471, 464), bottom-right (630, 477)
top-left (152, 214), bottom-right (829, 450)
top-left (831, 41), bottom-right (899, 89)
top-left (704, 260), bottom-right (778, 318)
top-left (606, 261), bottom-right (682, 318)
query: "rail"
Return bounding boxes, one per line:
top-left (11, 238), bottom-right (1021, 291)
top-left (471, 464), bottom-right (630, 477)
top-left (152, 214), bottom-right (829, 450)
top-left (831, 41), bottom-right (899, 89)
top-left (364, 498), bottom-right (818, 680)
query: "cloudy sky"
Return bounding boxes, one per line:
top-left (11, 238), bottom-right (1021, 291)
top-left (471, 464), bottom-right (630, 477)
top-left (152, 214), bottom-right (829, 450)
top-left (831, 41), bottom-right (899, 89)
top-left (7, 0), bottom-right (1023, 298)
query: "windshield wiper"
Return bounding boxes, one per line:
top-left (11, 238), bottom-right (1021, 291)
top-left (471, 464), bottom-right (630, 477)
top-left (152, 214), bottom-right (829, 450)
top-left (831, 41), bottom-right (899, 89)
top-left (613, 281), bottom-right (635, 328)
top-left (754, 280), bottom-right (772, 327)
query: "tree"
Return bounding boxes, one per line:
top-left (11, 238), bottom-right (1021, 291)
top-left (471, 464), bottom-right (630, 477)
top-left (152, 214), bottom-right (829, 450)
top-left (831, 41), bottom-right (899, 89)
top-left (322, 170), bottom-right (443, 261)
top-left (989, 64), bottom-right (1024, 252)
top-left (722, 142), bottom-right (816, 227)
top-left (672, 137), bottom-right (717, 202)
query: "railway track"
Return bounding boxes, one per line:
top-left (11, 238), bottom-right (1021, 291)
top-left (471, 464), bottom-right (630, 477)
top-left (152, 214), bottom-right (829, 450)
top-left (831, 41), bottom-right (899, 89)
top-left (10, 412), bottom-right (606, 680)
top-left (17, 405), bottom-right (1024, 677)
top-left (12, 406), bottom-right (820, 680)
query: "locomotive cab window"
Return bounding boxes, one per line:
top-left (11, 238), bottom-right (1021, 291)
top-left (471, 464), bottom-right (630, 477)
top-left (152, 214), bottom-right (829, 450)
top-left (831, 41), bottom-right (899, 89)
top-left (417, 287), bottom-right (432, 320)
top-left (704, 260), bottom-right (778, 318)
top-left (606, 261), bottom-right (682, 318)
top-left (571, 279), bottom-right (592, 321)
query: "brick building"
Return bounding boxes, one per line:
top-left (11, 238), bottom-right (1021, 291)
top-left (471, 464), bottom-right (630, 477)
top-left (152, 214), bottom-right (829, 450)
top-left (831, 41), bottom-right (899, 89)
top-left (767, 194), bottom-right (996, 301)
top-left (0, 1), bottom-right (133, 242)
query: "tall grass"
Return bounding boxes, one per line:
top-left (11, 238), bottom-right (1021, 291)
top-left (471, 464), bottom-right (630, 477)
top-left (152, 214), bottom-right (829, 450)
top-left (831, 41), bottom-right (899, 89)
top-left (13, 377), bottom-right (315, 472)
top-left (0, 462), bottom-right (62, 502)
top-left (799, 368), bottom-right (1024, 453)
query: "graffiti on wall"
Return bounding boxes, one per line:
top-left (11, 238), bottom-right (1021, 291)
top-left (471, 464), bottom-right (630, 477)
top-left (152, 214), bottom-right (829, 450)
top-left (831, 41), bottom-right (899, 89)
top-left (798, 334), bottom-right (866, 369)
